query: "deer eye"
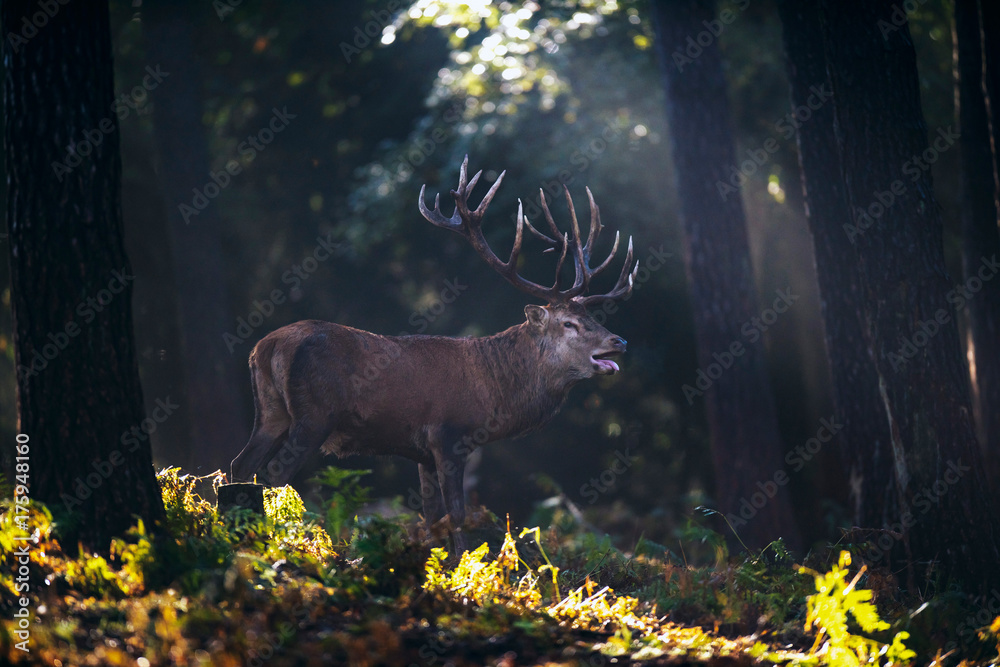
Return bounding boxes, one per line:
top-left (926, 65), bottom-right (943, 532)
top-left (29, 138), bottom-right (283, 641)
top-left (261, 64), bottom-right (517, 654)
top-left (563, 321), bottom-right (578, 331)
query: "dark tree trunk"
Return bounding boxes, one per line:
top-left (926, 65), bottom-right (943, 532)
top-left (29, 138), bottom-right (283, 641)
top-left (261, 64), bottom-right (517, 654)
top-left (3, 0), bottom-right (165, 550)
top-left (982, 0), bottom-right (1000, 191)
top-left (143, 2), bottom-right (248, 474)
top-left (651, 0), bottom-right (800, 551)
top-left (775, 0), bottom-right (895, 528)
top-left (955, 0), bottom-right (1000, 484)
top-left (820, 0), bottom-right (1000, 591)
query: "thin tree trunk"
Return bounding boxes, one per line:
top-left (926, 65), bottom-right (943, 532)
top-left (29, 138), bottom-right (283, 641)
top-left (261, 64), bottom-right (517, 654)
top-left (820, 0), bottom-right (1000, 591)
top-left (144, 2), bottom-right (248, 474)
top-left (3, 0), bottom-right (165, 550)
top-left (955, 0), bottom-right (1000, 485)
top-left (776, 0), bottom-right (895, 528)
top-left (651, 0), bottom-right (801, 551)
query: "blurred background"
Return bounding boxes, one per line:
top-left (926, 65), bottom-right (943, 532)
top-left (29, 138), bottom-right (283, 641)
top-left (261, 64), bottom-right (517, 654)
top-left (0, 0), bottom-right (960, 549)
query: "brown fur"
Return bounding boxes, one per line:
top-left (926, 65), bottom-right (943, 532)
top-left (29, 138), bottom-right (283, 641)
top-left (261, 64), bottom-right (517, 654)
top-left (230, 300), bottom-right (626, 543)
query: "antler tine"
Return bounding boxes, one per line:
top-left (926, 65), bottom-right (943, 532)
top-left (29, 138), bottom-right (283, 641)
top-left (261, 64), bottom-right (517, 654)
top-left (420, 158), bottom-right (636, 308)
top-left (588, 230), bottom-right (621, 277)
top-left (538, 189), bottom-right (565, 242)
top-left (421, 158), bottom-right (567, 304)
top-left (522, 215), bottom-right (560, 246)
top-left (574, 236), bottom-right (638, 307)
top-left (561, 185), bottom-right (590, 297)
top-left (472, 169), bottom-right (504, 221)
top-left (551, 232), bottom-right (569, 290)
top-left (582, 187), bottom-right (603, 261)
top-left (458, 155), bottom-right (469, 189)
top-left (510, 199), bottom-right (527, 269)
top-left (465, 169), bottom-right (482, 198)
top-left (418, 184), bottom-right (463, 229)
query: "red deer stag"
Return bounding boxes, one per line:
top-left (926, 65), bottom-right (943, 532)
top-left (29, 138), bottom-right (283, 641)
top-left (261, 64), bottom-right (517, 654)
top-left (230, 157), bottom-right (637, 547)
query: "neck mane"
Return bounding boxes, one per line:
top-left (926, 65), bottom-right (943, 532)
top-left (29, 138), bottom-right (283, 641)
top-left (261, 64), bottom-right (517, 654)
top-left (471, 323), bottom-right (573, 438)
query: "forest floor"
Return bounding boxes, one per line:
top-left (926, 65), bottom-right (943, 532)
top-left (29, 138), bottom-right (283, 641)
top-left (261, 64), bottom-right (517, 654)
top-left (1, 468), bottom-right (998, 666)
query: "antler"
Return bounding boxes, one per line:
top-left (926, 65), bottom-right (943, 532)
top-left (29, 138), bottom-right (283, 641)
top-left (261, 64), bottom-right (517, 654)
top-left (418, 156), bottom-right (638, 307)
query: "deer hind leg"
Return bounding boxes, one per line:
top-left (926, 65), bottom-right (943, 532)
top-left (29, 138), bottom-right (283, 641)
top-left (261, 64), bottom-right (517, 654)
top-left (260, 408), bottom-right (335, 486)
top-left (418, 462), bottom-right (446, 526)
top-left (231, 367), bottom-right (291, 482)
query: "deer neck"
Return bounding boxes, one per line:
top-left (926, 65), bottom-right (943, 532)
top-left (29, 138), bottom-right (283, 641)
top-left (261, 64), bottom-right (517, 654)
top-left (472, 323), bottom-right (573, 438)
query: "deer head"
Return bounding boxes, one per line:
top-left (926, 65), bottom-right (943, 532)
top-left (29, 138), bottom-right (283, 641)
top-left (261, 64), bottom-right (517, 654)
top-left (419, 157), bottom-right (637, 380)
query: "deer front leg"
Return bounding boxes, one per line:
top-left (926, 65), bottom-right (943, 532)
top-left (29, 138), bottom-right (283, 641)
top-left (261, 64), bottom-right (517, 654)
top-left (431, 426), bottom-right (469, 553)
top-left (418, 462), bottom-right (445, 526)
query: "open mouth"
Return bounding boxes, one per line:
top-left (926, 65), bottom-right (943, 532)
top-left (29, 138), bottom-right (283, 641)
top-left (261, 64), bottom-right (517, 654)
top-left (591, 352), bottom-right (621, 374)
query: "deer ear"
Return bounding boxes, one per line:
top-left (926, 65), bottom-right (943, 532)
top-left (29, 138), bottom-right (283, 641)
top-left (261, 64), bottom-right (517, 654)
top-left (524, 305), bottom-right (548, 329)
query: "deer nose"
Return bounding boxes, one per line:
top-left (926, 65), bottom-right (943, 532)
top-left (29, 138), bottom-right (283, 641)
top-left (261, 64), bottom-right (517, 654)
top-left (612, 337), bottom-right (627, 350)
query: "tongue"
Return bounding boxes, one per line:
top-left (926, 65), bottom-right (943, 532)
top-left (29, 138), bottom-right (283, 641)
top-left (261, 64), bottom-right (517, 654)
top-left (595, 358), bottom-right (620, 373)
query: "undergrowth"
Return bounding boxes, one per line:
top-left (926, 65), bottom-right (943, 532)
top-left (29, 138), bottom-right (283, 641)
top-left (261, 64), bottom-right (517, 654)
top-left (0, 468), bottom-right (998, 665)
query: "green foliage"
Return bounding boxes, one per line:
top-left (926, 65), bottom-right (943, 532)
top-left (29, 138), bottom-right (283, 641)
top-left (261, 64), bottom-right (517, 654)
top-left (800, 551), bottom-right (916, 666)
top-left (310, 465), bottom-right (372, 540)
top-left (264, 484), bottom-right (307, 524)
top-left (421, 528), bottom-right (926, 664)
top-left (0, 485), bottom-right (990, 664)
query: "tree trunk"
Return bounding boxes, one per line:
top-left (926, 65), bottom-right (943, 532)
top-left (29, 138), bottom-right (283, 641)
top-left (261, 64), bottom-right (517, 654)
top-left (143, 1), bottom-right (249, 474)
top-left (820, 0), bottom-right (1000, 591)
top-left (955, 0), bottom-right (1000, 484)
top-left (775, 0), bottom-right (895, 528)
top-left (981, 0), bottom-right (1000, 191)
top-left (3, 0), bottom-right (165, 550)
top-left (651, 0), bottom-right (801, 551)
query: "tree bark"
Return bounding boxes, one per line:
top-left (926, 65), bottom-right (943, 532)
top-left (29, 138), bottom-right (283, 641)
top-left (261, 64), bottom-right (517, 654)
top-left (981, 0), bottom-right (1000, 192)
top-left (651, 0), bottom-right (801, 551)
top-left (775, 0), bottom-right (895, 528)
top-left (955, 0), bottom-right (1000, 484)
top-left (3, 0), bottom-right (165, 550)
top-left (143, 1), bottom-right (249, 474)
top-left (820, 0), bottom-right (1000, 590)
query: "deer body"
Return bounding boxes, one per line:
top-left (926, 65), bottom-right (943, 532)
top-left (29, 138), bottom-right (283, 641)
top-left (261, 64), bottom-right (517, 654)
top-left (231, 158), bottom-right (636, 547)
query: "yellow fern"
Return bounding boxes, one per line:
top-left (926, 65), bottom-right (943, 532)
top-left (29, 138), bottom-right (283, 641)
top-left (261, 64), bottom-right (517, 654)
top-left (800, 551), bottom-right (915, 666)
